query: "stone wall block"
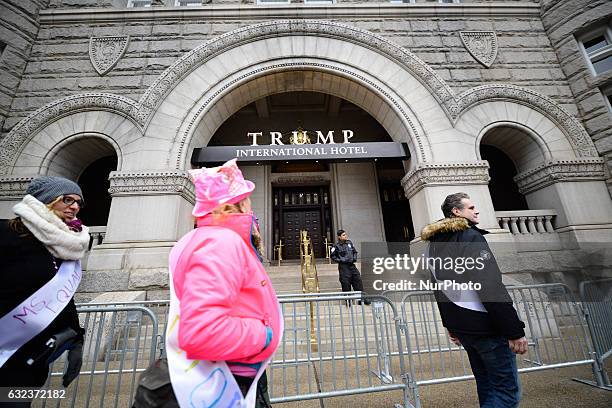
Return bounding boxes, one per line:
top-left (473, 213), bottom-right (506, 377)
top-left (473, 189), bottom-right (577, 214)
top-left (438, 20), bottom-right (467, 32)
top-left (0, 50), bottom-right (28, 74)
top-left (80, 270), bottom-right (130, 292)
top-left (494, 20), bottom-right (536, 32)
top-left (0, 27), bottom-right (30, 50)
top-left (128, 269), bottom-right (169, 290)
top-left (0, 72), bottom-right (20, 90)
top-left (585, 114), bottom-right (612, 137)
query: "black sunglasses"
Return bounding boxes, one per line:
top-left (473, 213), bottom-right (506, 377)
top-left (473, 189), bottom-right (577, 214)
top-left (62, 196), bottom-right (85, 208)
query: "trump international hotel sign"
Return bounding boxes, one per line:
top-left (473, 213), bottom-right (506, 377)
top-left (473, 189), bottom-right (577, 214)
top-left (192, 129), bottom-right (409, 165)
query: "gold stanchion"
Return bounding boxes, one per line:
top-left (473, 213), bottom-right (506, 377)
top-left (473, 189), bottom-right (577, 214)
top-left (274, 239), bottom-right (283, 267)
top-left (324, 237), bottom-right (333, 264)
top-left (300, 230), bottom-right (320, 352)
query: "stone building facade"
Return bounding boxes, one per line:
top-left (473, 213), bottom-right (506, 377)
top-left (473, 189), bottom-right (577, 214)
top-left (0, 0), bottom-right (611, 300)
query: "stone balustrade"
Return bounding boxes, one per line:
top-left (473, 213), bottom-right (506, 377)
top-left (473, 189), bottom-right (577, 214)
top-left (88, 226), bottom-right (107, 250)
top-left (495, 210), bottom-right (557, 235)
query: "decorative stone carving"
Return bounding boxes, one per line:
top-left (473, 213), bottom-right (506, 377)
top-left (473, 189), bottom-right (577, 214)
top-left (455, 84), bottom-right (599, 157)
top-left (460, 31), bottom-right (498, 68)
top-left (139, 19), bottom-right (596, 163)
top-left (0, 93), bottom-right (140, 175)
top-left (401, 162), bottom-right (490, 199)
top-left (176, 61), bottom-right (426, 169)
top-left (2, 20), bottom-right (600, 178)
top-left (273, 175), bottom-right (329, 186)
top-left (514, 158), bottom-right (606, 194)
top-left (138, 20), bottom-right (453, 129)
top-left (89, 36), bottom-right (129, 76)
top-left (108, 170), bottom-right (195, 203)
top-left (0, 176), bottom-right (34, 199)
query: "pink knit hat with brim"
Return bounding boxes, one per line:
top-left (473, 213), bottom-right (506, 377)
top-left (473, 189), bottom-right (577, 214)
top-left (188, 159), bottom-right (255, 218)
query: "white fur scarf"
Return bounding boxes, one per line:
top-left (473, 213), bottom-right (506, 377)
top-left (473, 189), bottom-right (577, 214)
top-left (13, 195), bottom-right (90, 260)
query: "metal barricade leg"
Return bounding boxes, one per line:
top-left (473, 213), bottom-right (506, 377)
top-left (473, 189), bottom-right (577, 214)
top-left (371, 301), bottom-right (393, 384)
top-left (572, 279), bottom-right (612, 391)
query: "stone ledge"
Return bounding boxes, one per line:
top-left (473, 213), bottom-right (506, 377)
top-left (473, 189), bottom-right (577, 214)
top-left (401, 161), bottom-right (490, 199)
top-left (514, 158), bottom-right (606, 194)
top-left (0, 176), bottom-right (34, 199)
top-left (39, 4), bottom-right (541, 24)
top-left (108, 170), bottom-right (195, 203)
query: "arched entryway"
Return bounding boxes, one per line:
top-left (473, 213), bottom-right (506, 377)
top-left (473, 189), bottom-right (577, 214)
top-left (43, 135), bottom-right (118, 228)
top-left (478, 125), bottom-right (543, 211)
top-left (207, 89), bottom-right (414, 258)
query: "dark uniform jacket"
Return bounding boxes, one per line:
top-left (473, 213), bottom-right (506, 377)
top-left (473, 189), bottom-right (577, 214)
top-left (0, 219), bottom-right (83, 387)
top-left (421, 217), bottom-right (525, 340)
top-left (331, 240), bottom-right (358, 264)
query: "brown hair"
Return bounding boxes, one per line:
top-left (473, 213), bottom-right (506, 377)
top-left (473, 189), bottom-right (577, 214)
top-left (8, 217), bottom-right (31, 238)
top-left (211, 202), bottom-right (264, 255)
top-left (441, 192), bottom-right (470, 218)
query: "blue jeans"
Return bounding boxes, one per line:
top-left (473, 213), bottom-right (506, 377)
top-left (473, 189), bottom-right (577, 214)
top-left (455, 333), bottom-right (521, 408)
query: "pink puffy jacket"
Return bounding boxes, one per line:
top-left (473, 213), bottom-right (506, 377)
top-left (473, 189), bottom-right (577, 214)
top-left (169, 212), bottom-right (281, 364)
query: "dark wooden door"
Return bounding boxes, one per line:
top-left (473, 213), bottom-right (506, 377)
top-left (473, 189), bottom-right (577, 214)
top-left (282, 210), bottom-right (323, 259)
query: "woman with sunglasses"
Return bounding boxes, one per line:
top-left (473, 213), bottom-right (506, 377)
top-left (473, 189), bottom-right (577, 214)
top-left (0, 176), bottom-right (90, 402)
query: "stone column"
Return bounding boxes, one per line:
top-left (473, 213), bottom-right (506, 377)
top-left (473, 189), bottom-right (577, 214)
top-left (332, 162), bottom-right (385, 252)
top-left (515, 158), bottom-right (612, 243)
top-left (401, 161), bottom-right (500, 234)
top-left (401, 161), bottom-right (518, 278)
top-left (84, 170), bottom-right (195, 298)
top-left (241, 164), bottom-right (271, 262)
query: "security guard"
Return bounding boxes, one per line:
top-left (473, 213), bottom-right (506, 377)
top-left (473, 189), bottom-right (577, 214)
top-left (330, 229), bottom-right (370, 305)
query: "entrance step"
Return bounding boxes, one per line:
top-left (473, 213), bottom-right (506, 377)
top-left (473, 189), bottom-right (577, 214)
top-left (265, 263), bottom-right (358, 293)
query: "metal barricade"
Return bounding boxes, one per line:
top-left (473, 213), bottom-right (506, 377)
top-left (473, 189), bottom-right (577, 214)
top-left (27, 282), bottom-right (610, 407)
top-left (397, 283), bottom-right (600, 408)
top-left (575, 278), bottom-right (612, 390)
top-left (34, 305), bottom-right (158, 408)
top-left (269, 292), bottom-right (411, 407)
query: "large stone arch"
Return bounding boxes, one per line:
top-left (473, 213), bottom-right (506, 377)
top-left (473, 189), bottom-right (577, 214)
top-left (455, 98), bottom-right (577, 171)
top-left (143, 29), bottom-right (448, 169)
top-left (137, 19), bottom-right (455, 127)
top-left (138, 19), bottom-right (598, 172)
top-left (168, 63), bottom-right (432, 170)
top-left (455, 84), bottom-right (598, 158)
top-left (1, 20), bottom-right (598, 176)
top-left (0, 94), bottom-right (140, 175)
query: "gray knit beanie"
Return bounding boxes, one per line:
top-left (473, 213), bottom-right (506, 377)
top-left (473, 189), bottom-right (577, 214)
top-left (26, 176), bottom-right (83, 204)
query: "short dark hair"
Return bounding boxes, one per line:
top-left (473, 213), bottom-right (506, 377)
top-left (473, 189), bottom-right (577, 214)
top-left (441, 192), bottom-right (470, 218)
top-left (337, 229), bottom-right (345, 236)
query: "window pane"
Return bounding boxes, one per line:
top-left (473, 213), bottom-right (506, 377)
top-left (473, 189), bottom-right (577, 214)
top-left (584, 36), bottom-right (608, 54)
top-left (593, 55), bottom-right (612, 75)
top-left (129, 0), bottom-right (152, 7)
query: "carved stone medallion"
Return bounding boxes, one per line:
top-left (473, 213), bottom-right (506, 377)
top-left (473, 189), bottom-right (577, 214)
top-left (89, 36), bottom-right (129, 76)
top-left (460, 31), bottom-right (498, 68)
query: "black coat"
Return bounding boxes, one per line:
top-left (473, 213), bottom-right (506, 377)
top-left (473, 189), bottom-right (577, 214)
top-left (421, 217), bottom-right (525, 340)
top-left (0, 219), bottom-right (83, 387)
top-left (330, 239), bottom-right (357, 264)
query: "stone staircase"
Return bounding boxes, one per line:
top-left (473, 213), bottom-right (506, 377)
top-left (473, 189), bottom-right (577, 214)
top-left (102, 262), bottom-right (380, 362)
top-left (265, 261), bottom-right (348, 293)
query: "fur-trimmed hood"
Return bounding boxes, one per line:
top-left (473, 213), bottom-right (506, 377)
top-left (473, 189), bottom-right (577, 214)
top-left (420, 217), bottom-right (470, 241)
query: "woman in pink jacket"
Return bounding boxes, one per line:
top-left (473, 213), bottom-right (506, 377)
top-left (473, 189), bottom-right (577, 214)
top-left (168, 159), bottom-right (281, 408)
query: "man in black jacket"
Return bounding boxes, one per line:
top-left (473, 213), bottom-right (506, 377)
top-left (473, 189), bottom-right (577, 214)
top-left (330, 229), bottom-right (370, 305)
top-left (421, 192), bottom-right (527, 408)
